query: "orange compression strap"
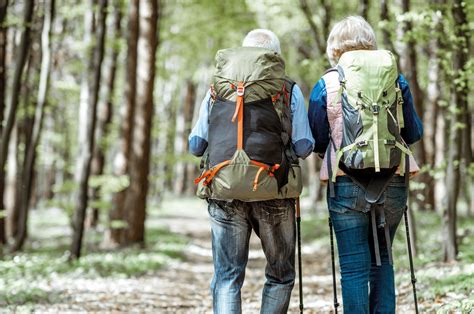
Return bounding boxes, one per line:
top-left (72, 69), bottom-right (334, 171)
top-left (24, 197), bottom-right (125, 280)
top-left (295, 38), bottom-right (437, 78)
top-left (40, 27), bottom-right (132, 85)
top-left (194, 160), bottom-right (231, 186)
top-left (194, 169), bottom-right (212, 185)
top-left (250, 161), bottom-right (280, 191)
top-left (235, 82), bottom-right (245, 149)
top-left (253, 166), bottom-right (266, 191)
top-left (204, 161), bottom-right (230, 185)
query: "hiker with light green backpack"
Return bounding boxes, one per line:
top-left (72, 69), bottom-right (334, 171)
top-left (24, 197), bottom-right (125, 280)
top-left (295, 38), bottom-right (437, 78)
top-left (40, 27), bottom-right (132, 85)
top-left (308, 16), bottom-right (423, 313)
top-left (189, 29), bottom-right (314, 313)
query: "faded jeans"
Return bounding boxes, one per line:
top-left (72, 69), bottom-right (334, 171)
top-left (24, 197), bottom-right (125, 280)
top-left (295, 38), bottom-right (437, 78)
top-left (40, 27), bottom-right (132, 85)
top-left (328, 176), bottom-right (408, 314)
top-left (208, 199), bottom-right (296, 314)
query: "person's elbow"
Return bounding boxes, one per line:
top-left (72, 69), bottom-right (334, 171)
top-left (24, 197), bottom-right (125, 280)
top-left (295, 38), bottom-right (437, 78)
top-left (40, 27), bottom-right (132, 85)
top-left (413, 122), bottom-right (424, 143)
top-left (403, 118), bottom-right (424, 145)
top-left (313, 142), bottom-right (328, 155)
top-left (189, 136), bottom-right (208, 157)
top-left (293, 139), bottom-right (314, 160)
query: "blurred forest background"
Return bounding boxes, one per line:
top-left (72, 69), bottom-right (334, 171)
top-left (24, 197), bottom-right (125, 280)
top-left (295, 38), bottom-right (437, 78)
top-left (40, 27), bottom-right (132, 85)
top-left (0, 0), bottom-right (472, 312)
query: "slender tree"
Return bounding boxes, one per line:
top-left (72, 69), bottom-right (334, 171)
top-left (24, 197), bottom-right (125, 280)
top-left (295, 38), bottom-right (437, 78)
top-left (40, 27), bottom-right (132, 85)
top-left (359, 0), bottom-right (369, 21)
top-left (0, 0), bottom-right (9, 246)
top-left (122, 0), bottom-right (160, 244)
top-left (173, 80), bottom-right (196, 195)
top-left (400, 0), bottom-right (430, 215)
top-left (425, 0), bottom-right (446, 213)
top-left (10, 55), bottom-right (36, 241)
top-left (11, 0), bottom-right (56, 252)
top-left (380, 0), bottom-right (400, 66)
top-left (0, 0), bottom-right (34, 248)
top-left (70, 0), bottom-right (108, 259)
top-left (396, 0), bottom-right (420, 254)
top-left (298, 0), bottom-right (325, 56)
top-left (89, 0), bottom-right (123, 228)
top-left (108, 0), bottom-right (139, 246)
top-left (443, 0), bottom-right (469, 262)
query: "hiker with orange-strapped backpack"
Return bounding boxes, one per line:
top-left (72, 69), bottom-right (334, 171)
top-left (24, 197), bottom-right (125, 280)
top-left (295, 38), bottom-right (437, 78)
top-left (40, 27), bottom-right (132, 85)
top-left (308, 16), bottom-right (423, 313)
top-left (189, 29), bottom-right (314, 313)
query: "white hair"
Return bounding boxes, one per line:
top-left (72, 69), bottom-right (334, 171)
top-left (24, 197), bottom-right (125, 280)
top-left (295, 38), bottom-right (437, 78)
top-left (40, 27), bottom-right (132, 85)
top-left (242, 29), bottom-right (281, 54)
top-left (326, 16), bottom-right (377, 66)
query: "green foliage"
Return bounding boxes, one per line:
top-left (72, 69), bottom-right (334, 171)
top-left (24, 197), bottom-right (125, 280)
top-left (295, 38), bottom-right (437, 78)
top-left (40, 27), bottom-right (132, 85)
top-left (89, 174), bottom-right (130, 194)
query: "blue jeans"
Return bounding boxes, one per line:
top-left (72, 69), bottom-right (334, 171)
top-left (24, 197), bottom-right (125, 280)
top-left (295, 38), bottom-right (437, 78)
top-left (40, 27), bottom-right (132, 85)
top-left (328, 176), bottom-right (407, 314)
top-left (208, 199), bottom-right (296, 314)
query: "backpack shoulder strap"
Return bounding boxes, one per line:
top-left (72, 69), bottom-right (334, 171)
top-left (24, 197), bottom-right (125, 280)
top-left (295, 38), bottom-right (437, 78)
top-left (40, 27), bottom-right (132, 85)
top-left (284, 77), bottom-right (296, 107)
top-left (324, 67), bottom-right (338, 75)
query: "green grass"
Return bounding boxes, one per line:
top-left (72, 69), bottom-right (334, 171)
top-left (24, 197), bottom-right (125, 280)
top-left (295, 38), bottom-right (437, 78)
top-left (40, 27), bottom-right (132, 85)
top-left (0, 205), bottom-right (189, 307)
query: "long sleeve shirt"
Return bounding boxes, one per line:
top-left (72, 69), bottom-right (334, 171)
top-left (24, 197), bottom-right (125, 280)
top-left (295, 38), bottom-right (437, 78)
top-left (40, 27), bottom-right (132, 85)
top-left (189, 84), bottom-right (315, 159)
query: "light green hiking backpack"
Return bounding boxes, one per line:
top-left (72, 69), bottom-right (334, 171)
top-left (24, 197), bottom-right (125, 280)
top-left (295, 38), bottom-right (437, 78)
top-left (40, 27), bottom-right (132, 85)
top-left (328, 50), bottom-right (414, 267)
top-left (329, 50), bottom-right (412, 183)
top-left (195, 47), bottom-right (302, 201)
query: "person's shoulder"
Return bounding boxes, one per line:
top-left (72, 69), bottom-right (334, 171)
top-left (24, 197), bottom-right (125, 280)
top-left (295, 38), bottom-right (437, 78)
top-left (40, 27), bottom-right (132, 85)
top-left (292, 83), bottom-right (303, 95)
top-left (398, 73), bottom-right (409, 88)
top-left (309, 77), bottom-right (327, 100)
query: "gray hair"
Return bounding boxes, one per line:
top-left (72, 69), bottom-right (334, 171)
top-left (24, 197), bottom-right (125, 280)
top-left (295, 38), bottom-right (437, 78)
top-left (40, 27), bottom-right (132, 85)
top-left (242, 29), bottom-right (281, 54)
top-left (326, 16), bottom-right (377, 66)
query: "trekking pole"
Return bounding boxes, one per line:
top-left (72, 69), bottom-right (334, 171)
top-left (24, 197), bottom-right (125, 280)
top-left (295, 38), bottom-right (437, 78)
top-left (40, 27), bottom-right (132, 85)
top-left (404, 206), bottom-right (419, 314)
top-left (329, 217), bottom-right (339, 313)
top-left (296, 197), bottom-right (304, 313)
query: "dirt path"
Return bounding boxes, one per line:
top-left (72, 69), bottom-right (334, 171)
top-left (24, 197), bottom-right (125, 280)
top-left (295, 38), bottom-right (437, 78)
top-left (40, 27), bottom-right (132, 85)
top-left (9, 198), bottom-right (446, 313)
top-left (149, 199), bottom-right (420, 313)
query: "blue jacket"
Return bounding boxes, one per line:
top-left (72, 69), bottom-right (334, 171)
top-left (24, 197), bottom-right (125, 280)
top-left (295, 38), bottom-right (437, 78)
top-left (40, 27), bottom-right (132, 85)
top-left (189, 84), bottom-right (315, 159)
top-left (308, 74), bottom-right (423, 155)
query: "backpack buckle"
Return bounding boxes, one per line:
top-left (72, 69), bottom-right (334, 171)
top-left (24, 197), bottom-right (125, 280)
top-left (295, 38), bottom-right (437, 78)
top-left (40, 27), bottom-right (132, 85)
top-left (237, 83), bottom-right (245, 96)
top-left (372, 104), bottom-right (379, 114)
top-left (357, 140), bottom-right (368, 147)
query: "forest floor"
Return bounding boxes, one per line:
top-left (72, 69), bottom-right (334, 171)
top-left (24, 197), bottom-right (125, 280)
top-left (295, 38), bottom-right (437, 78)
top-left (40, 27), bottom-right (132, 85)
top-left (1, 197), bottom-right (474, 313)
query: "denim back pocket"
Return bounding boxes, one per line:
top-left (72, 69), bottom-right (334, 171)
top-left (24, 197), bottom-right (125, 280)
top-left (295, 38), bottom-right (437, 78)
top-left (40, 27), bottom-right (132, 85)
top-left (208, 200), bottom-right (237, 221)
top-left (328, 182), bottom-right (360, 213)
top-left (256, 199), bottom-right (290, 226)
top-left (384, 181), bottom-right (408, 213)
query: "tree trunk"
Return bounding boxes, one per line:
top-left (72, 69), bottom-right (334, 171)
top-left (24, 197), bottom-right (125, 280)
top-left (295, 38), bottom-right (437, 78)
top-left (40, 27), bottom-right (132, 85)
top-left (70, 0), bottom-right (108, 259)
top-left (165, 100), bottom-right (177, 191)
top-left (0, 0), bottom-right (10, 246)
top-left (8, 122), bottom-right (23, 239)
top-left (174, 80), bottom-right (196, 195)
top-left (89, 0), bottom-right (122, 228)
top-left (123, 0), bottom-right (160, 244)
top-left (380, 0), bottom-right (400, 66)
top-left (0, 0), bottom-right (34, 248)
top-left (298, 0), bottom-right (325, 57)
top-left (463, 111), bottom-right (473, 215)
top-left (423, 0), bottom-right (445, 212)
top-left (5, 126), bottom-right (18, 239)
top-left (397, 0), bottom-right (420, 254)
top-left (11, 0), bottom-right (56, 252)
top-left (359, 0), bottom-right (369, 21)
top-left (443, 0), bottom-right (469, 262)
top-left (8, 18), bottom-right (36, 245)
top-left (107, 0), bottom-right (139, 246)
top-left (184, 81), bottom-right (197, 196)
